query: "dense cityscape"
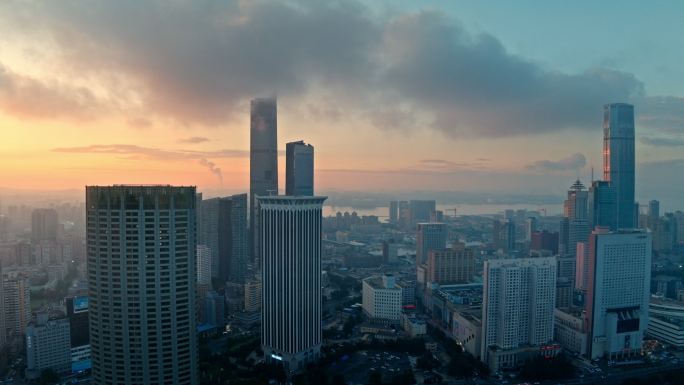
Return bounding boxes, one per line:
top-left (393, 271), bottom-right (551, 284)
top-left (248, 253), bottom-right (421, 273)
top-left (1, 98), bottom-right (684, 385)
top-left (1, 2), bottom-right (684, 385)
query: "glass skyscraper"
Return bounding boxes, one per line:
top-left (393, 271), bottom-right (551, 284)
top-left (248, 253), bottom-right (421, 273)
top-left (285, 140), bottom-right (314, 196)
top-left (602, 103), bottom-right (636, 229)
top-left (250, 97), bottom-right (278, 268)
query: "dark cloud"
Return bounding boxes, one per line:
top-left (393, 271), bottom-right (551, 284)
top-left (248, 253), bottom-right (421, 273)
top-left (179, 136), bottom-right (210, 144)
top-left (526, 153), bottom-right (586, 172)
top-left (1, 1), bottom-right (682, 137)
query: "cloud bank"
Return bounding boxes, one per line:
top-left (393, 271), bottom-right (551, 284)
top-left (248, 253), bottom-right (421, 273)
top-left (0, 0), bottom-right (681, 138)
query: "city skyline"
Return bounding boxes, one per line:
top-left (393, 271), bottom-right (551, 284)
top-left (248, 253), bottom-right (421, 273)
top-left (0, 2), bottom-right (683, 211)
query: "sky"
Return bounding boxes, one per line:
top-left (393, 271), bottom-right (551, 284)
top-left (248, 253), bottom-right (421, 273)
top-left (0, 1), bottom-right (683, 210)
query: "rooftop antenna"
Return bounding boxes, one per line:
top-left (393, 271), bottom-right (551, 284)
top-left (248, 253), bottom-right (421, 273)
top-left (591, 166), bottom-right (594, 183)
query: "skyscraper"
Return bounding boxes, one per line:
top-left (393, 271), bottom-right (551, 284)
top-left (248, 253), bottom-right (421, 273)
top-left (481, 257), bottom-right (557, 370)
top-left (648, 200), bottom-right (660, 221)
top-left (416, 222), bottom-right (447, 265)
top-left (285, 140), bottom-right (314, 196)
top-left (86, 185), bottom-right (198, 385)
top-left (584, 228), bottom-right (651, 360)
top-left (31, 208), bottom-right (58, 242)
top-left (426, 243), bottom-right (474, 285)
top-left (588, 180), bottom-right (617, 231)
top-left (250, 97), bottom-right (278, 267)
top-left (25, 315), bottom-right (72, 379)
top-left (409, 200), bottom-right (436, 226)
top-left (259, 196), bottom-right (326, 372)
top-left (603, 103), bottom-right (636, 229)
top-left (2, 272), bottom-right (31, 339)
top-left (0, 262), bottom-right (5, 348)
top-left (559, 180), bottom-right (589, 255)
top-left (199, 194), bottom-right (248, 284)
top-left (389, 201), bottom-right (399, 225)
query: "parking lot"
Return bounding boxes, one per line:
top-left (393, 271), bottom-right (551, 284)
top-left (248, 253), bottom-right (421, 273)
top-left (326, 350), bottom-right (412, 384)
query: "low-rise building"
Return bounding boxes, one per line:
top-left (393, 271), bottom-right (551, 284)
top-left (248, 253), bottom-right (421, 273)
top-left (647, 297), bottom-right (684, 349)
top-left (554, 308), bottom-right (588, 356)
top-left (26, 314), bottom-right (71, 379)
top-left (362, 275), bottom-right (402, 323)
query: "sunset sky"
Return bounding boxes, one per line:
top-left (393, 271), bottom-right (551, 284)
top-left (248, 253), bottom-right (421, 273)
top-left (0, 1), bottom-right (683, 209)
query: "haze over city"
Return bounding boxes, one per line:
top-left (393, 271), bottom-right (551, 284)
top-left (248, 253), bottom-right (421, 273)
top-left (0, 1), bottom-right (683, 211)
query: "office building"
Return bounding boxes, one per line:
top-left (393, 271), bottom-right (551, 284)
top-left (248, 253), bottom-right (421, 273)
top-left (603, 103), bottom-right (636, 229)
top-left (525, 217), bottom-right (537, 242)
top-left (382, 240), bottom-right (399, 264)
top-left (259, 196), bottom-right (326, 372)
top-left (31, 208), bottom-right (59, 242)
top-left (25, 315), bottom-right (72, 379)
top-left (2, 273), bottom-right (31, 339)
top-left (285, 141), bottom-right (314, 196)
top-left (199, 194), bottom-right (248, 284)
top-left (250, 97), bottom-right (278, 267)
top-left (585, 229), bottom-right (651, 360)
top-left (588, 180), bottom-right (617, 231)
top-left (416, 223), bottom-right (447, 265)
top-left (86, 185), bottom-right (198, 385)
top-left (196, 245), bottom-right (212, 288)
top-left (530, 230), bottom-right (559, 255)
top-left (389, 201), bottom-right (399, 224)
top-left (409, 200), bottom-right (436, 226)
top-left (559, 180), bottom-right (589, 258)
top-left (201, 291), bottom-right (225, 328)
top-left (362, 275), bottom-right (403, 323)
top-left (398, 201), bottom-right (410, 228)
top-left (426, 243), bottom-right (474, 285)
top-left (647, 297), bottom-right (684, 349)
top-left (648, 200), bottom-right (660, 222)
top-left (0, 262), bottom-right (5, 348)
top-left (244, 279), bottom-right (262, 313)
top-left (481, 257), bottom-right (557, 371)
top-left (66, 296), bottom-right (91, 373)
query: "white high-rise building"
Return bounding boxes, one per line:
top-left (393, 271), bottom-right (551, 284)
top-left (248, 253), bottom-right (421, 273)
top-left (362, 274), bottom-right (402, 322)
top-left (481, 257), bottom-right (557, 370)
top-left (585, 229), bottom-right (651, 360)
top-left (86, 186), bottom-right (198, 385)
top-left (260, 196), bottom-right (326, 372)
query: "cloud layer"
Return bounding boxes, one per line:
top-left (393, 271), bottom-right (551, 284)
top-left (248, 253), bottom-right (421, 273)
top-left (526, 153), bottom-right (587, 172)
top-left (0, 0), bottom-right (682, 138)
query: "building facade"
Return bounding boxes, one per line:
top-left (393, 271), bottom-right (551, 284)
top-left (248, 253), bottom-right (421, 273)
top-left (426, 243), bottom-right (474, 285)
top-left (481, 257), bottom-right (557, 371)
top-left (285, 140), bottom-right (314, 196)
top-left (585, 229), bottom-right (651, 360)
top-left (26, 316), bottom-right (72, 379)
top-left (416, 223), bottom-right (447, 265)
top-left (362, 275), bottom-right (403, 323)
top-left (199, 194), bottom-right (248, 284)
top-left (259, 196), bottom-right (326, 372)
top-left (250, 97), bottom-right (278, 267)
top-left (86, 185), bottom-right (198, 385)
top-left (603, 103), bottom-right (636, 229)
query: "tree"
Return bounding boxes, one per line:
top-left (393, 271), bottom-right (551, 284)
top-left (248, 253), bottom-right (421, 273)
top-left (332, 374), bottom-right (346, 385)
top-left (368, 371), bottom-right (382, 385)
top-left (38, 369), bottom-right (60, 385)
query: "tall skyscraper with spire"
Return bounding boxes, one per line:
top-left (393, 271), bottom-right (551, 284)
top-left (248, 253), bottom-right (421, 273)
top-left (603, 103), bottom-right (636, 229)
top-left (250, 97), bottom-right (278, 267)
